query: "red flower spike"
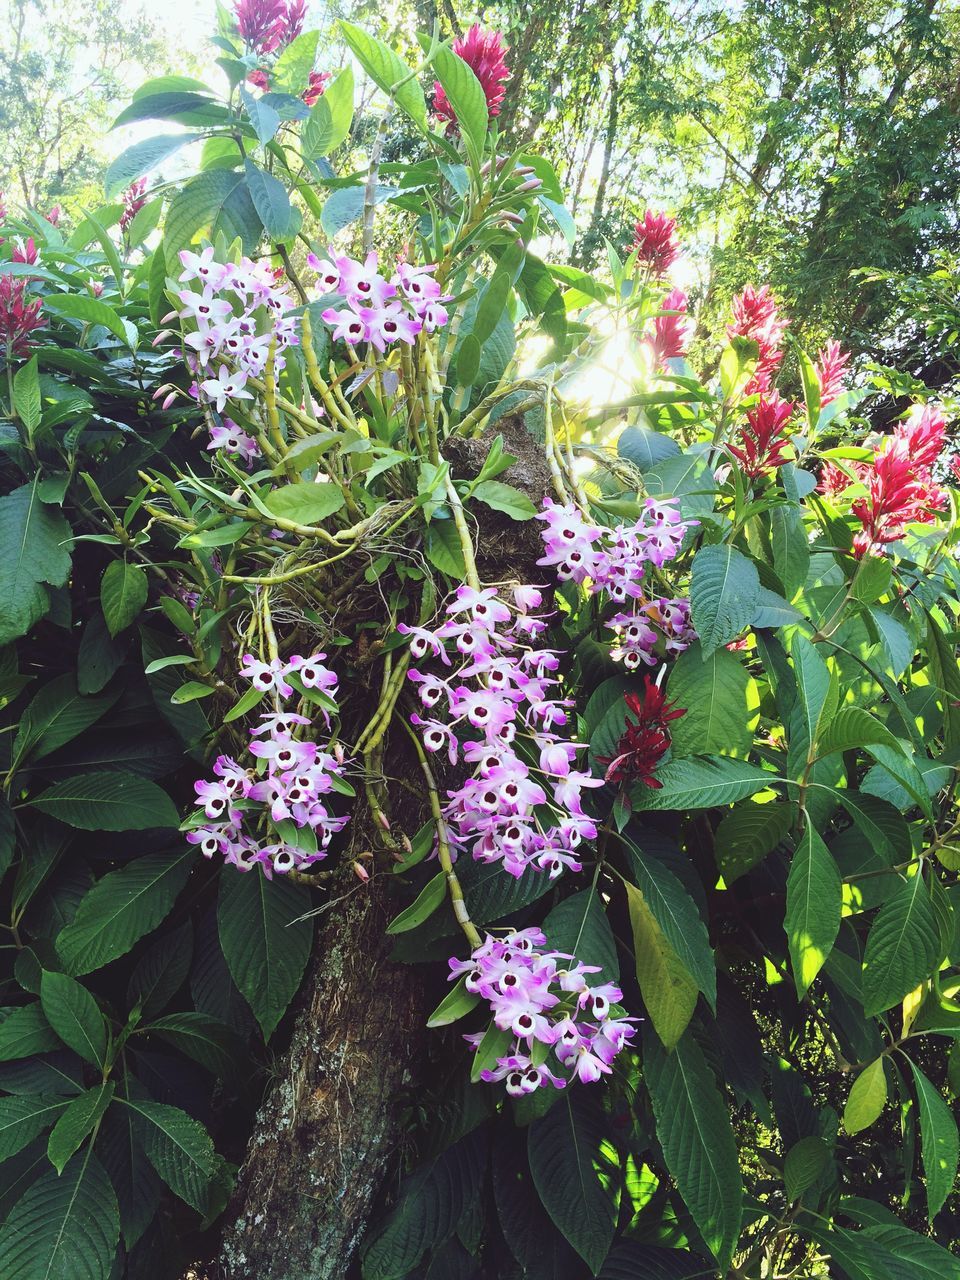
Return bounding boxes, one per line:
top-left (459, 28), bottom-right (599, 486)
top-left (630, 210), bottom-right (681, 277)
top-left (598, 679), bottom-right (685, 790)
top-left (815, 339), bottom-right (849, 407)
top-left (434, 26), bottom-right (510, 128)
top-left (727, 284), bottom-right (788, 396)
top-left (644, 286), bottom-right (691, 369)
top-left (728, 391), bottom-right (794, 480)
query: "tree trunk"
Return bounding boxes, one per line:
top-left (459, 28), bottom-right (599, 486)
top-left (217, 876), bottom-right (427, 1280)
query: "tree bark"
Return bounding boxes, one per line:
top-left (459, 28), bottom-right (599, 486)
top-left (217, 876), bottom-right (427, 1280)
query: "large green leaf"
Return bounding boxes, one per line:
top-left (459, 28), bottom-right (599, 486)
top-left (244, 160), bottom-right (300, 241)
top-left (631, 755), bottom-right (773, 811)
top-left (424, 38), bottom-right (488, 162)
top-left (908, 1059), bottom-right (958, 1220)
top-left (667, 643), bottom-right (756, 756)
top-left (40, 973), bottom-right (106, 1069)
top-left (264, 481), bottom-right (345, 525)
top-left (104, 133), bottom-right (200, 197)
top-left (45, 294), bottom-right (136, 347)
top-left (163, 170), bottom-right (261, 265)
top-left (862, 872), bottom-right (940, 1016)
top-left (10, 674), bottom-right (117, 772)
top-left (29, 772), bottom-right (179, 831)
top-left (340, 21), bottom-right (427, 131)
top-left (0, 1096), bottom-right (68, 1162)
top-left (625, 876), bottom-right (697, 1049)
top-left (0, 1006), bottom-right (60, 1062)
top-left (843, 1056), bottom-right (887, 1135)
top-left (0, 1150), bottom-right (119, 1280)
top-left (47, 1083), bottom-right (114, 1176)
top-left (99, 560), bottom-right (148, 636)
top-left (689, 544), bottom-right (760, 658)
top-left (217, 871), bottom-right (313, 1039)
top-left (644, 1027), bottom-right (743, 1269)
top-left (0, 479), bottom-right (71, 646)
top-left (362, 1129), bottom-right (487, 1280)
top-left (769, 504), bottom-right (809, 600)
top-left (817, 706), bottom-right (907, 760)
top-left (528, 1090), bottom-right (619, 1274)
top-left (714, 799), bottom-right (794, 882)
top-left (122, 1099), bottom-right (215, 1214)
top-left (542, 889), bottom-right (618, 982)
top-left (146, 1011), bottom-right (242, 1078)
top-left (785, 824), bottom-right (841, 997)
top-left (56, 849), bottom-right (193, 975)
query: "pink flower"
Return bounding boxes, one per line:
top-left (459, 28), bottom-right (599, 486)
top-left (208, 420), bottom-right (260, 465)
top-left (630, 210), bottom-right (681, 276)
top-left (728, 391), bottom-right (794, 479)
top-left (0, 276), bottom-right (44, 358)
top-left (815, 339), bottom-right (849, 407)
top-left (434, 26), bottom-right (510, 127)
top-left (303, 70), bottom-right (331, 107)
top-left (644, 287), bottom-right (691, 368)
top-left (120, 178), bottom-right (148, 235)
top-left (727, 284), bottom-right (788, 396)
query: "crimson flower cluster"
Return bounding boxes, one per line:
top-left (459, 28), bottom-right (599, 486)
top-left (644, 286), bottom-right (692, 369)
top-left (537, 498), bottom-right (696, 668)
top-left (401, 584), bottom-right (602, 880)
top-left (434, 26), bottom-right (510, 128)
top-left (0, 235), bottom-right (45, 359)
top-left (173, 247), bottom-right (298, 432)
top-left (599, 677), bottom-right (686, 790)
top-left (727, 284), bottom-right (787, 395)
top-left (312, 250), bottom-right (451, 353)
top-left (728, 390), bottom-right (794, 479)
top-left (119, 178), bottom-right (148, 235)
top-left (631, 209), bottom-right (681, 277)
top-left (815, 339), bottom-right (849, 407)
top-left (450, 928), bottom-right (636, 1094)
top-left (849, 405), bottom-right (948, 557)
top-left (185, 652), bottom-right (349, 878)
top-left (233, 0), bottom-right (304, 54)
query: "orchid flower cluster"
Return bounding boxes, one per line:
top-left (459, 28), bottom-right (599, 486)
top-left (400, 583), bottom-right (603, 880)
top-left (536, 497), bottom-right (697, 668)
top-left (450, 927), bottom-right (636, 1093)
top-left (310, 250), bottom-right (451, 353)
top-left (173, 248), bottom-right (298, 429)
top-left (184, 651), bottom-right (349, 879)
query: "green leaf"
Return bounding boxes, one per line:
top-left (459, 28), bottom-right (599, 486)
top-left (244, 159), bottom-right (300, 240)
top-left (836, 792), bottom-right (911, 868)
top-left (862, 872), bottom-right (940, 1016)
top-left (769, 504), bottom-right (809, 600)
top-left (426, 977), bottom-right (480, 1029)
top-left (30, 772), bottom-right (179, 831)
top-left (784, 1135), bottom-right (831, 1202)
top-left (786, 824), bottom-right (841, 997)
top-left (13, 356), bottom-right (40, 436)
top-left (631, 755), bottom-right (773, 811)
top-left (689, 544), bottom-right (760, 658)
top-left (528, 1090), bottom-right (619, 1273)
top-left (104, 133), bottom-right (200, 197)
top-left (0, 1096), bottom-right (68, 1162)
top-left (644, 1027), bottom-right (743, 1269)
top-left (714, 799), bottom-right (794, 882)
top-left (40, 973), bottom-right (106, 1069)
top-left (147, 1012), bottom-right (241, 1078)
top-left (163, 170), bottom-right (262, 265)
top-left (617, 425), bottom-right (680, 472)
top-left (844, 1056), bottom-right (887, 1134)
top-left (340, 21), bottom-right (427, 131)
top-left (11, 673), bottom-right (117, 771)
top-left (56, 849), bottom-right (193, 975)
top-left (239, 87), bottom-right (281, 146)
top-left (667, 642), bottom-right (756, 756)
top-left (719, 335), bottom-right (759, 399)
top-left (543, 889), bottom-right (619, 983)
top-left (301, 65), bottom-right (354, 157)
top-left (122, 1098), bottom-right (215, 1213)
top-left (817, 706), bottom-right (907, 760)
top-left (909, 1059), bottom-right (958, 1219)
top-left (113, 90), bottom-right (215, 127)
top-left (217, 871), bottom-right (313, 1039)
top-left (263, 481), bottom-right (345, 525)
top-left (100, 560), bottom-right (148, 636)
top-left (362, 1129), bottom-right (487, 1280)
top-left (625, 876), bottom-right (698, 1049)
top-left (424, 520), bottom-right (467, 577)
top-left (47, 1083), bottom-right (114, 1176)
top-left (0, 1006), bottom-right (60, 1061)
top-left (424, 38), bottom-right (488, 161)
top-left (623, 836), bottom-right (715, 1011)
top-left (319, 183), bottom-right (397, 238)
top-left (0, 1151), bottom-right (119, 1280)
top-left (45, 294), bottom-right (136, 347)
top-left (386, 872), bottom-right (446, 935)
top-left (0, 479), bottom-right (71, 646)
top-left (469, 480), bottom-right (538, 521)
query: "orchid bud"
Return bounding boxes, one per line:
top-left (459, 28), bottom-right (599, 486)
top-left (352, 861), bottom-right (370, 883)
top-left (516, 177), bottom-right (542, 192)
top-left (376, 811), bottom-right (391, 832)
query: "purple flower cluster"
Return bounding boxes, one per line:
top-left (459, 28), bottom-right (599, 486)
top-left (537, 498), bottom-right (696, 669)
top-left (310, 249), bottom-right (451, 353)
top-left (175, 247), bottom-right (299, 420)
top-left (185, 652), bottom-right (349, 878)
top-left (400, 585), bottom-right (602, 879)
top-left (451, 927), bottom-right (636, 1093)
